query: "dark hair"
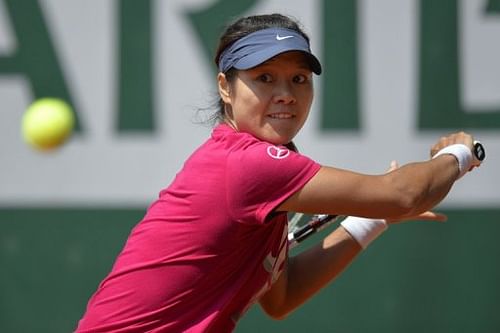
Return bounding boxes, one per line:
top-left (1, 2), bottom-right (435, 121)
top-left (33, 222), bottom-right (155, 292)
top-left (208, 14), bottom-right (311, 124)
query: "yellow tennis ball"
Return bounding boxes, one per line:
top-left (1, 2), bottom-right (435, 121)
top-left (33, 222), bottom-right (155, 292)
top-left (22, 98), bottom-right (75, 151)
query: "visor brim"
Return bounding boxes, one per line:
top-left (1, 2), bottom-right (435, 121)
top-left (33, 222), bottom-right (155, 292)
top-left (232, 46), bottom-right (322, 75)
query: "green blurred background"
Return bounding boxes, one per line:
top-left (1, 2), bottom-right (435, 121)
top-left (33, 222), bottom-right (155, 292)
top-left (1, 209), bottom-right (499, 332)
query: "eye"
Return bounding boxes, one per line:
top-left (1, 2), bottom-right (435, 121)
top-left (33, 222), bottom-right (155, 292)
top-left (293, 74), bottom-right (308, 84)
top-left (258, 73), bottom-right (273, 83)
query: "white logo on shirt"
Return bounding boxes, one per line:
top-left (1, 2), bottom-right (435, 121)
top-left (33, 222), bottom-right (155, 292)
top-left (267, 145), bottom-right (290, 159)
top-left (276, 34), bottom-right (294, 41)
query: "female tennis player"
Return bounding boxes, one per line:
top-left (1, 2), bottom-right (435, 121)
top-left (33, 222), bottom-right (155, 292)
top-left (76, 13), bottom-right (481, 332)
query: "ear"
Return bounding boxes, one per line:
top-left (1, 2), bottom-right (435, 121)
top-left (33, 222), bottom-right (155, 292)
top-left (217, 72), bottom-right (231, 104)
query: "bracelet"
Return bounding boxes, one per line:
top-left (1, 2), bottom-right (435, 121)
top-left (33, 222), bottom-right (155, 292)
top-left (432, 144), bottom-right (472, 179)
top-left (340, 216), bottom-right (388, 249)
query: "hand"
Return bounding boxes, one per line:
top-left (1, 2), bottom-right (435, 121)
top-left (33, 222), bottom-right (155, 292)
top-left (430, 131), bottom-right (474, 158)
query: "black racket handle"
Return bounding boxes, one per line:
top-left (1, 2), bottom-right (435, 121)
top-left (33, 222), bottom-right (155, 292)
top-left (473, 141), bottom-right (485, 164)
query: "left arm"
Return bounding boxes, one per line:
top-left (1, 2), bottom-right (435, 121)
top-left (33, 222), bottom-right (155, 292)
top-left (259, 210), bottom-right (447, 319)
top-left (259, 225), bottom-right (361, 319)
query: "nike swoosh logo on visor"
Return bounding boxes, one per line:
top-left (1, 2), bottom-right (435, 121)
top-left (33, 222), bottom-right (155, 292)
top-left (276, 34), bottom-right (294, 41)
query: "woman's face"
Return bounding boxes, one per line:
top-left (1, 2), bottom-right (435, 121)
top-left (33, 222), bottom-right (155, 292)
top-left (218, 51), bottom-right (314, 145)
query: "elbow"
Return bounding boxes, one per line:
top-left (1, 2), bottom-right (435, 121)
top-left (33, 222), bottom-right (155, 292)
top-left (259, 298), bottom-right (291, 321)
top-left (262, 307), bottom-right (289, 321)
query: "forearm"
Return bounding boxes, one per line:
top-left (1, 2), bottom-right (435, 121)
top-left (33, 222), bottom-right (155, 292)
top-left (261, 227), bottom-right (361, 318)
top-left (389, 155), bottom-right (459, 218)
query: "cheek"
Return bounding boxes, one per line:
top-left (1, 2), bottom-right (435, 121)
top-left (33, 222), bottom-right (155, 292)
top-left (297, 88), bottom-right (314, 111)
top-left (233, 89), bottom-right (267, 116)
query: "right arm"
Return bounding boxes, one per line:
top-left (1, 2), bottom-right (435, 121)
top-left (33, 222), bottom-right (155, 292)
top-left (278, 132), bottom-right (475, 220)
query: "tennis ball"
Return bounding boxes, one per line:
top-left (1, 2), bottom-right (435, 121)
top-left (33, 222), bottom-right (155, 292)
top-left (22, 98), bottom-right (75, 151)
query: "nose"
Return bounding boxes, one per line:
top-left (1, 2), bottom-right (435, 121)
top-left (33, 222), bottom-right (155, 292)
top-left (272, 81), bottom-right (296, 104)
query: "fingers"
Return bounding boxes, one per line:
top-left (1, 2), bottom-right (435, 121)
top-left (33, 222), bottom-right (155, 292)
top-left (415, 211), bottom-right (448, 222)
top-left (430, 132), bottom-right (486, 179)
top-left (386, 160), bottom-right (399, 173)
top-left (430, 131), bottom-right (474, 158)
top-left (386, 211), bottom-right (448, 224)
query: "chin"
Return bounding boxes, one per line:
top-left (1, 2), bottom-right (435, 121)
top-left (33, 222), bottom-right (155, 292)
top-left (263, 133), bottom-right (296, 146)
top-left (251, 125), bottom-right (299, 146)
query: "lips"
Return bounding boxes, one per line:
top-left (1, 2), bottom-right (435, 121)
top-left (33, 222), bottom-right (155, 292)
top-left (267, 113), bottom-right (294, 119)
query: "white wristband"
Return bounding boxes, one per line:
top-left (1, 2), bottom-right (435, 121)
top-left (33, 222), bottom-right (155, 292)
top-left (340, 216), bottom-right (388, 249)
top-left (432, 144), bottom-right (472, 179)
